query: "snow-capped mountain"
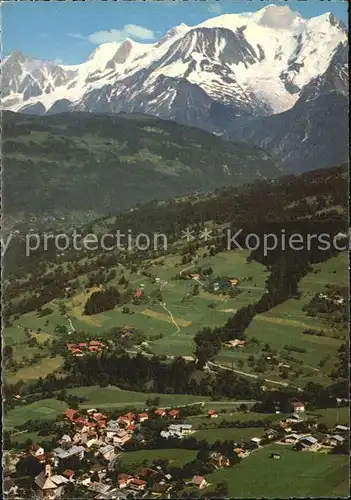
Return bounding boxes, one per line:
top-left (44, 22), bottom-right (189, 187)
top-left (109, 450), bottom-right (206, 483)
top-left (2, 4), bottom-right (348, 170)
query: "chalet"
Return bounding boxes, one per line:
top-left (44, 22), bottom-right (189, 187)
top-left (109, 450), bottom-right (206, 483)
top-left (113, 429), bottom-right (131, 446)
top-left (225, 339), bottom-right (246, 348)
top-left (62, 470), bottom-right (74, 482)
top-left (133, 289), bottom-right (143, 298)
top-left (297, 436), bottom-right (320, 451)
top-left (271, 453), bottom-right (281, 459)
top-left (59, 434), bottom-right (72, 445)
top-left (208, 409), bottom-right (219, 419)
top-left (213, 282), bottom-right (220, 291)
top-left (29, 444), bottom-right (46, 463)
top-left (99, 444), bottom-right (115, 461)
top-left (235, 447), bottom-right (250, 458)
top-left (228, 279), bottom-right (239, 287)
top-left (129, 478), bottom-right (146, 491)
top-left (154, 408), bottom-right (166, 417)
top-left (90, 340), bottom-right (103, 347)
top-left (168, 409), bottom-right (180, 419)
top-left (327, 434), bottom-right (345, 447)
top-left (335, 425), bottom-right (349, 434)
top-left (92, 412), bottom-right (107, 426)
top-left (106, 420), bottom-right (120, 439)
top-left (169, 423), bottom-right (192, 435)
top-left (265, 429), bottom-right (279, 440)
top-left (250, 437), bottom-right (262, 447)
top-left (137, 412), bottom-right (149, 423)
top-left (291, 401), bottom-right (305, 412)
top-left (118, 412), bottom-right (135, 426)
top-left (190, 273), bottom-right (201, 280)
top-left (53, 445), bottom-right (85, 461)
top-left (285, 413), bottom-right (304, 424)
top-left (160, 430), bottom-right (182, 440)
top-left (281, 433), bottom-right (301, 444)
top-left (191, 475), bottom-right (208, 489)
top-left (209, 452), bottom-right (230, 468)
top-left (64, 409), bottom-right (78, 422)
top-left (117, 473), bottom-right (133, 489)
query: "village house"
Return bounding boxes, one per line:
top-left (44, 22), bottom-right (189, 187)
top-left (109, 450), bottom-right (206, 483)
top-left (326, 434), bottom-right (345, 447)
top-left (209, 451), bottom-right (230, 469)
top-left (117, 473), bottom-right (133, 489)
top-left (168, 409), bottom-right (180, 419)
top-left (106, 420), bottom-right (120, 440)
top-left (64, 409), bottom-right (79, 422)
top-left (271, 452), bottom-right (281, 459)
top-left (62, 470), bottom-right (75, 482)
top-left (90, 464), bottom-right (108, 482)
top-left (225, 339), bottom-right (246, 348)
top-left (168, 423), bottom-right (192, 435)
top-left (118, 413), bottom-right (135, 426)
top-left (154, 408), bottom-right (167, 417)
top-left (160, 429), bottom-right (183, 439)
top-left (59, 434), bottom-right (72, 445)
top-left (285, 413), bottom-right (304, 424)
top-left (137, 412), bottom-right (149, 423)
top-left (53, 445), bottom-right (85, 461)
top-left (98, 444), bottom-right (116, 461)
top-left (29, 444), bottom-right (46, 463)
top-left (296, 436), bottom-right (320, 451)
top-left (113, 429), bottom-right (131, 446)
top-left (190, 273), bottom-right (201, 280)
top-left (291, 400), bottom-right (305, 412)
top-left (233, 447), bottom-right (249, 458)
top-left (265, 428), bottom-right (279, 440)
top-left (191, 475), bottom-right (208, 489)
top-left (334, 425), bottom-right (349, 434)
top-left (281, 433), bottom-right (302, 444)
top-left (228, 278), bottom-right (239, 287)
top-left (250, 437), bottom-right (262, 448)
top-left (208, 409), bottom-right (218, 419)
top-left (129, 478), bottom-right (147, 491)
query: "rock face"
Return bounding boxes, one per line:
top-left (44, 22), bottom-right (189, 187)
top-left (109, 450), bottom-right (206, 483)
top-left (2, 5), bottom-right (348, 172)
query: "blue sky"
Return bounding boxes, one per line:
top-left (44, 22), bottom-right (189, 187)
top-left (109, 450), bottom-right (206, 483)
top-left (2, 1), bottom-right (348, 64)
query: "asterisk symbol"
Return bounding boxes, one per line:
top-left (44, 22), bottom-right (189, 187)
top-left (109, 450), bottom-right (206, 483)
top-left (181, 227), bottom-right (195, 242)
top-left (199, 228), bottom-right (212, 242)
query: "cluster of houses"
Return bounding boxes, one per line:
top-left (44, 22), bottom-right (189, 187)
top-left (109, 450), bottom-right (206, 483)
top-left (5, 399), bottom-right (349, 499)
top-left (187, 273), bottom-right (240, 292)
top-left (66, 340), bottom-right (105, 357)
top-left (23, 405), bottom-right (223, 499)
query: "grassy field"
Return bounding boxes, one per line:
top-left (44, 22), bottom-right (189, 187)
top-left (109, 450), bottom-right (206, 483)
top-left (216, 253), bottom-right (348, 384)
top-left (194, 427), bottom-right (266, 444)
top-left (67, 385), bottom-right (210, 409)
top-left (5, 399), bottom-right (67, 428)
top-left (6, 356), bottom-right (64, 384)
top-left (120, 448), bottom-right (197, 469)
top-left (206, 444), bottom-right (349, 498)
top-left (189, 411), bottom-right (283, 429)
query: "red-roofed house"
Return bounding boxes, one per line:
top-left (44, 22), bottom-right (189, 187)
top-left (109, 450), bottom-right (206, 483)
top-left (228, 279), bottom-right (239, 287)
top-left (88, 346), bottom-right (101, 352)
top-left (78, 343), bottom-right (88, 348)
top-left (154, 408), bottom-right (166, 417)
top-left (137, 412), bottom-right (149, 423)
top-left (191, 476), bottom-right (208, 489)
top-left (130, 478), bottom-right (146, 491)
top-left (133, 289), bottom-right (143, 298)
top-left (64, 409), bottom-right (78, 422)
top-left (29, 444), bottom-right (46, 463)
top-left (208, 410), bottom-right (218, 419)
top-left (89, 340), bottom-right (103, 346)
top-left (62, 470), bottom-right (74, 481)
top-left (117, 473), bottom-right (133, 489)
top-left (168, 409), bottom-right (180, 419)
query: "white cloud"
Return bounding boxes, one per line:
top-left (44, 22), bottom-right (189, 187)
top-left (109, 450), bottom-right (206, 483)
top-left (208, 3), bottom-right (223, 15)
top-left (258, 5), bottom-right (301, 29)
top-left (68, 24), bottom-right (155, 45)
top-left (53, 58), bottom-right (64, 64)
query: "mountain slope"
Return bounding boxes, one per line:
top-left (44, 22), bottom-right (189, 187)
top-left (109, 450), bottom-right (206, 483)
top-left (224, 42), bottom-right (349, 172)
top-left (2, 6), bottom-right (346, 126)
top-left (2, 111), bottom-right (278, 228)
